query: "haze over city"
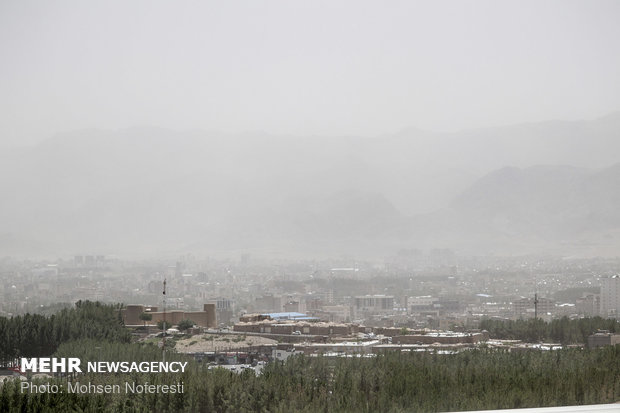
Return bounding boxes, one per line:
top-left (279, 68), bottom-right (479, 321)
top-left (3, 2), bottom-right (620, 412)
top-left (2, 1), bottom-right (620, 259)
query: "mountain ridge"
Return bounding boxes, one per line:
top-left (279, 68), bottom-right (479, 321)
top-left (1, 115), bottom-right (620, 258)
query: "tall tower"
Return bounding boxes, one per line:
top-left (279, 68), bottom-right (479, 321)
top-left (600, 275), bottom-right (620, 318)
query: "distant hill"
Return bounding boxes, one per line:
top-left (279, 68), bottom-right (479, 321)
top-left (420, 163), bottom-right (620, 255)
top-left (1, 113), bottom-right (620, 258)
top-left (455, 163), bottom-right (620, 234)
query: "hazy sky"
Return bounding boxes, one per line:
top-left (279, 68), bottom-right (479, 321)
top-left (1, 0), bottom-right (619, 145)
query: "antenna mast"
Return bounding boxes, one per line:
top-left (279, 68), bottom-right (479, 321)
top-left (162, 279), bottom-right (167, 362)
top-left (532, 265), bottom-right (539, 320)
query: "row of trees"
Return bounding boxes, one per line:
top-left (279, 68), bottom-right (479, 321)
top-left (479, 316), bottom-right (620, 344)
top-left (153, 319), bottom-right (195, 331)
top-left (0, 301), bottom-right (130, 365)
top-left (2, 304), bottom-right (620, 412)
top-left (2, 343), bottom-right (620, 412)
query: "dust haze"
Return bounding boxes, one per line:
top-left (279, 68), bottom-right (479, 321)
top-left (1, 1), bottom-right (620, 259)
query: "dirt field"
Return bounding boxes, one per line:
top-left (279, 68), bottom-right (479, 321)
top-left (175, 334), bottom-right (277, 353)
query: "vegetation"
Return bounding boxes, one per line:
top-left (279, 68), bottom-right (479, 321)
top-left (177, 319), bottom-right (195, 331)
top-left (2, 306), bottom-right (620, 412)
top-left (139, 312), bottom-right (152, 327)
top-left (2, 344), bottom-right (620, 412)
top-left (0, 300), bottom-right (129, 365)
top-left (480, 316), bottom-right (620, 344)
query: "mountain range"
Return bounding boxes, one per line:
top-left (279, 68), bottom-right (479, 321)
top-left (1, 112), bottom-right (620, 258)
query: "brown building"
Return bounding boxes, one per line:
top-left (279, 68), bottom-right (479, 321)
top-left (122, 304), bottom-right (216, 328)
top-left (587, 330), bottom-right (620, 348)
top-left (233, 320), bottom-right (359, 336)
top-left (239, 313), bottom-right (272, 323)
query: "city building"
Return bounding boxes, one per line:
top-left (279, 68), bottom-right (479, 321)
top-left (576, 293), bottom-right (600, 317)
top-left (207, 297), bottom-right (235, 325)
top-left (354, 295), bottom-right (394, 314)
top-left (513, 297), bottom-right (555, 319)
top-left (122, 304), bottom-right (217, 328)
top-left (409, 296), bottom-right (437, 312)
top-left (600, 276), bottom-right (620, 318)
top-left (587, 330), bottom-right (620, 348)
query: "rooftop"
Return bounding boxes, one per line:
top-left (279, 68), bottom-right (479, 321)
top-left (264, 312), bottom-right (318, 321)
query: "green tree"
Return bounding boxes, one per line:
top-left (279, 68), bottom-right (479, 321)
top-left (139, 312), bottom-right (153, 327)
top-left (177, 319), bottom-right (195, 331)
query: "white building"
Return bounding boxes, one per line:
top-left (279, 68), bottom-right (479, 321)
top-left (600, 276), bottom-right (620, 318)
top-left (409, 296), bottom-right (437, 312)
top-left (353, 295), bottom-right (394, 314)
top-left (320, 305), bottom-right (351, 322)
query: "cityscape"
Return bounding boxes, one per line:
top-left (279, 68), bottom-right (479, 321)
top-left (4, 253), bottom-right (619, 324)
top-left (2, 1), bottom-right (620, 412)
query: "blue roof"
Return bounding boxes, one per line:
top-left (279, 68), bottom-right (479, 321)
top-left (264, 312), bottom-right (318, 321)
